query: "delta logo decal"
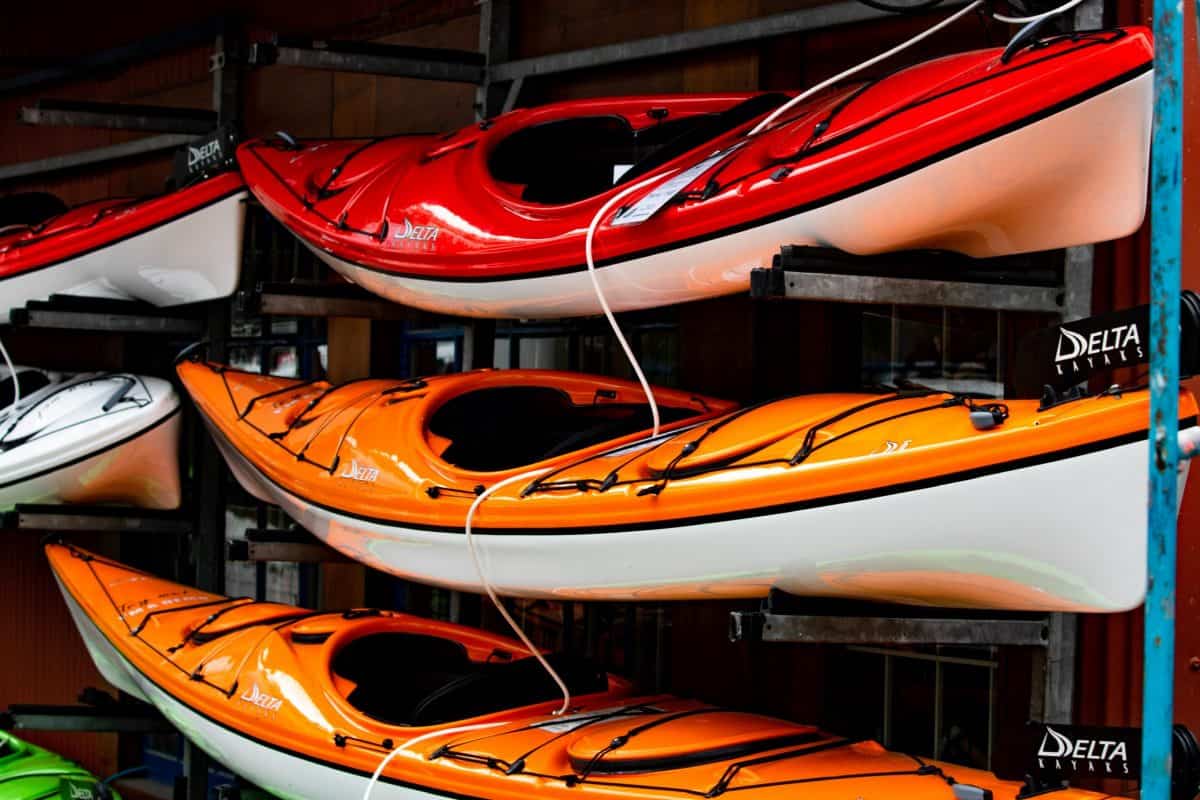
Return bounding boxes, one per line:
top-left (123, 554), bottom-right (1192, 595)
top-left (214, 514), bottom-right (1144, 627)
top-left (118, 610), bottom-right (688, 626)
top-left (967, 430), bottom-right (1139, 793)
top-left (1053, 322), bottom-right (1143, 377)
top-left (1036, 725), bottom-right (1133, 775)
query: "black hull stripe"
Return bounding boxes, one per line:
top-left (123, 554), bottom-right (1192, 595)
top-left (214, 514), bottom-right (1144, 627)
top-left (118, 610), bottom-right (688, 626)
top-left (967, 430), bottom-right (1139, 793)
top-left (0, 183), bottom-right (246, 284)
top-left (269, 63), bottom-right (1150, 285)
top-left (0, 405), bottom-right (181, 491)
top-left (204, 401), bottom-right (1194, 536)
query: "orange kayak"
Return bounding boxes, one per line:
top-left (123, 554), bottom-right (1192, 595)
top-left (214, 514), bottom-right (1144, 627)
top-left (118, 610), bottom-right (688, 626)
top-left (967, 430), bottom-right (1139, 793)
top-left (176, 358), bottom-right (1197, 611)
top-left (48, 542), bottom-right (1119, 800)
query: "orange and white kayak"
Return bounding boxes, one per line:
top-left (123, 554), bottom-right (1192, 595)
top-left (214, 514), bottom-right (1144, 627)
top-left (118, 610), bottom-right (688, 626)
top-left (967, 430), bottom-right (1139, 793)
top-left (176, 358), bottom-right (1197, 611)
top-left (49, 542), bottom-right (1119, 800)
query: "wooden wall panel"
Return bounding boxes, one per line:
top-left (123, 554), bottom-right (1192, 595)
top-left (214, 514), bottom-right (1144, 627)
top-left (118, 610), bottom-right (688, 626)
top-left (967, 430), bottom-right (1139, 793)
top-left (0, 536), bottom-right (119, 778)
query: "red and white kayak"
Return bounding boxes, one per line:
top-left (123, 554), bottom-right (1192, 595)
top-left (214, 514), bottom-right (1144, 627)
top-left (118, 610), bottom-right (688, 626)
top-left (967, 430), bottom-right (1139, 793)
top-left (0, 172), bottom-right (246, 322)
top-left (238, 29), bottom-right (1152, 319)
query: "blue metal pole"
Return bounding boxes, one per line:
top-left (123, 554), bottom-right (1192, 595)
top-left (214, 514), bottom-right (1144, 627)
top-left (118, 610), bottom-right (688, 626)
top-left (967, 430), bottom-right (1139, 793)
top-left (1143, 0), bottom-right (1185, 794)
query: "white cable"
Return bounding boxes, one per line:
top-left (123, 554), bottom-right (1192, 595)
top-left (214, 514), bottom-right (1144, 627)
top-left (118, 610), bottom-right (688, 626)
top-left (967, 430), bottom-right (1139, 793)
top-left (464, 467), bottom-right (573, 716)
top-left (586, 173), bottom-right (677, 438)
top-left (0, 334), bottom-right (20, 419)
top-left (747, 0), bottom-right (985, 137)
top-left (361, 721), bottom-right (505, 800)
top-left (992, 0), bottom-right (1085, 24)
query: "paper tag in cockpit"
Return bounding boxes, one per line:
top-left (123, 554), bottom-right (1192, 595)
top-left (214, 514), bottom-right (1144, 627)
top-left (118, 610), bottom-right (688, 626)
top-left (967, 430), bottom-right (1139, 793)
top-left (610, 151), bottom-right (729, 226)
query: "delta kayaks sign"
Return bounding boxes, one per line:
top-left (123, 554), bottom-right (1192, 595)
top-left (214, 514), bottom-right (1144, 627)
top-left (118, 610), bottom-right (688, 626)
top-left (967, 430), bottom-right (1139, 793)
top-left (1012, 290), bottom-right (1200, 393)
top-left (1028, 723), bottom-right (1140, 780)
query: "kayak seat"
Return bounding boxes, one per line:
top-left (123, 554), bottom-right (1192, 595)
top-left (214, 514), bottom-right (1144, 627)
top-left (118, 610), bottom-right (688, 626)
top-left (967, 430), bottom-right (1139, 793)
top-left (0, 369), bottom-right (50, 410)
top-left (487, 114), bottom-right (720, 205)
top-left (616, 92), bottom-right (790, 187)
top-left (409, 653), bottom-right (609, 727)
top-left (331, 632), bottom-right (608, 726)
top-left (332, 633), bottom-right (474, 725)
top-left (429, 386), bottom-right (697, 471)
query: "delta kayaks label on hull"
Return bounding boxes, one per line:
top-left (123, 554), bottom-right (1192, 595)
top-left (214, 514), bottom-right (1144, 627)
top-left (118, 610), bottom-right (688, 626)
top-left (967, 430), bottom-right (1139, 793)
top-left (238, 29), bottom-right (1153, 318)
top-left (48, 543), bottom-right (1117, 800)
top-left (177, 360), bottom-right (1195, 610)
top-left (0, 369), bottom-right (181, 511)
top-left (0, 172), bottom-right (246, 322)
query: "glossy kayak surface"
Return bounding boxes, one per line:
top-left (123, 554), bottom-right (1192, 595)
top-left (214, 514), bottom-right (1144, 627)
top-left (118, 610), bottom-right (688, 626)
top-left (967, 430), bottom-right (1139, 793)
top-left (239, 29), bottom-right (1152, 317)
top-left (178, 359), bottom-right (1195, 610)
top-left (50, 542), bottom-right (1115, 800)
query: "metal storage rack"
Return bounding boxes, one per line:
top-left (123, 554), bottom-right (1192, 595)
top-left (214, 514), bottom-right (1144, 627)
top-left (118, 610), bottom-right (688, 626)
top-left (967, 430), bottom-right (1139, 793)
top-left (0, 19), bottom-right (247, 800)
top-left (0, 0), bottom-right (1182, 795)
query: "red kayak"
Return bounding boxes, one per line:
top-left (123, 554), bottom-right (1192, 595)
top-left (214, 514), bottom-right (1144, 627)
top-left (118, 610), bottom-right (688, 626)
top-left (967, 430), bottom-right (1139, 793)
top-left (238, 28), bottom-right (1152, 319)
top-left (0, 171), bottom-right (246, 322)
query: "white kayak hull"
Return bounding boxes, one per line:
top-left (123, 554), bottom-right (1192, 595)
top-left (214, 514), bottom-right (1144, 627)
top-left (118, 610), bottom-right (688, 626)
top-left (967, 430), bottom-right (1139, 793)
top-left (313, 72), bottom-right (1151, 319)
top-left (206, 416), bottom-right (1188, 612)
top-left (2, 189), bottom-right (247, 322)
top-left (0, 373), bottom-right (182, 511)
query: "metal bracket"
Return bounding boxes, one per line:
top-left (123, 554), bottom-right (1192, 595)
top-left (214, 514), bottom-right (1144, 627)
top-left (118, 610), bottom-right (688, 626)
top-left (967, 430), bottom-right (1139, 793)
top-left (2, 504), bottom-right (191, 535)
top-left (6, 295), bottom-right (205, 334)
top-left (0, 703), bottom-right (173, 733)
top-left (228, 528), bottom-right (349, 563)
top-left (751, 246), bottom-right (1065, 313)
top-left (248, 37), bottom-right (485, 83)
top-left (236, 281), bottom-right (420, 320)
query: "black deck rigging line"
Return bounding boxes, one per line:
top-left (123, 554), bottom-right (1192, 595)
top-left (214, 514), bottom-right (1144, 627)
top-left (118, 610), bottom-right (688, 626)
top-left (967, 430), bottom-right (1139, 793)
top-left (790, 390), bottom-right (941, 464)
top-left (131, 596), bottom-right (249, 636)
top-left (573, 708), bottom-right (740, 779)
top-left (520, 423), bottom-right (701, 497)
top-left (705, 736), bottom-right (861, 796)
top-left (242, 144), bottom-right (384, 239)
top-left (0, 374), bottom-right (153, 450)
top-left (703, 31), bottom-right (1127, 196)
top-left (433, 705), bottom-right (661, 764)
top-left (69, 548), bottom-right (240, 695)
top-left (313, 138), bottom-right (392, 200)
top-left (292, 387), bottom-right (384, 474)
top-left (501, 706), bottom-right (662, 774)
top-left (523, 394), bottom-right (802, 497)
top-left (237, 378), bottom-right (322, 419)
top-left (426, 484), bottom-right (484, 499)
top-left (5, 196), bottom-right (144, 250)
top-left (187, 612), bottom-right (315, 645)
top-left (166, 599), bottom-right (268, 652)
top-left (214, 363), bottom-right (429, 473)
top-left (334, 731), bottom-right (396, 751)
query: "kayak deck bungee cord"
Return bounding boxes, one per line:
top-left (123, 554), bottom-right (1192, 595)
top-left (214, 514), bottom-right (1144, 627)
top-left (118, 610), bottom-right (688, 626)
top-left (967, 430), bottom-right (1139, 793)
top-left (0, 171), bottom-right (246, 323)
top-left (177, 358), bottom-right (1197, 611)
top-left (237, 27), bottom-right (1152, 318)
top-left (48, 542), bottom-right (1127, 800)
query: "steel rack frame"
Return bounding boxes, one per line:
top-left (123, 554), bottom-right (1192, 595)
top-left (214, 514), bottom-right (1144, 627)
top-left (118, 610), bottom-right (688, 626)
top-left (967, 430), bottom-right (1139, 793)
top-left (0, 20), bottom-right (246, 800)
top-left (6, 295), bottom-right (207, 335)
top-left (0, 704), bottom-right (174, 735)
top-left (19, 99), bottom-right (218, 135)
top-left (227, 528), bottom-right (350, 564)
top-left (1, 504), bottom-right (191, 536)
top-left (1140, 0), bottom-right (1190, 793)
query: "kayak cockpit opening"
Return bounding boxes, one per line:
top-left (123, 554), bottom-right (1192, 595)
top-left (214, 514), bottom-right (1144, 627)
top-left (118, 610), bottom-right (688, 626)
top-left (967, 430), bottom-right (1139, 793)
top-left (427, 385), bottom-right (699, 471)
top-left (487, 93), bottom-right (788, 205)
top-left (0, 368), bottom-right (49, 411)
top-left (329, 632), bottom-right (607, 726)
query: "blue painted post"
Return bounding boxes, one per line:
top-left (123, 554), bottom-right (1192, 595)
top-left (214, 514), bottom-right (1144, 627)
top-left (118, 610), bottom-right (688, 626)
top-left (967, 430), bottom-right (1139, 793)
top-left (1143, 0), bottom-right (1185, 793)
